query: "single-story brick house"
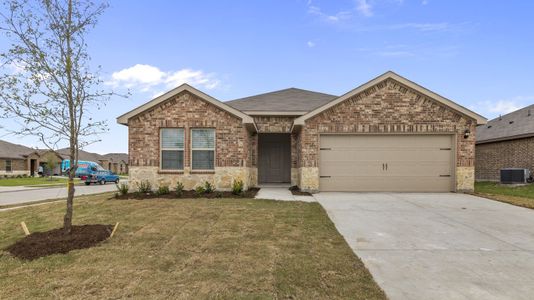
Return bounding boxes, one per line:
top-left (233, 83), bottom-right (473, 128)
top-left (0, 140), bottom-right (63, 176)
top-left (476, 104), bottom-right (534, 181)
top-left (117, 71), bottom-right (486, 193)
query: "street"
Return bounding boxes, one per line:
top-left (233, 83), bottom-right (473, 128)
top-left (0, 183), bottom-right (120, 206)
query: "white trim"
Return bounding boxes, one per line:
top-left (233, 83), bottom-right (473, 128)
top-left (159, 128), bottom-right (184, 171)
top-left (294, 71), bottom-right (487, 126)
top-left (117, 84), bottom-right (255, 126)
top-left (242, 110), bottom-right (308, 116)
top-left (190, 128), bottom-right (216, 171)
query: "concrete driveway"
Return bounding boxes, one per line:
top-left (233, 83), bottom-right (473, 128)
top-left (315, 193), bottom-right (534, 300)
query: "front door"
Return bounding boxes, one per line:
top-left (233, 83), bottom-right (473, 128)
top-left (258, 133), bottom-right (291, 183)
top-left (30, 159), bottom-right (36, 176)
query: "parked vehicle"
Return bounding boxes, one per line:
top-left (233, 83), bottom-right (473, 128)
top-left (83, 170), bottom-right (120, 185)
top-left (61, 160), bottom-right (105, 178)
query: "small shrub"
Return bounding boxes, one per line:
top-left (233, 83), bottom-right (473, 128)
top-left (116, 183), bottom-right (129, 195)
top-left (214, 191), bottom-right (223, 198)
top-left (203, 181), bottom-right (214, 193)
top-left (175, 181), bottom-right (184, 197)
top-left (16, 174), bottom-right (22, 178)
top-left (22, 174), bottom-right (27, 178)
top-left (136, 180), bottom-right (152, 194)
top-left (195, 185), bottom-right (206, 196)
top-left (232, 179), bottom-right (244, 195)
top-left (156, 185), bottom-right (170, 196)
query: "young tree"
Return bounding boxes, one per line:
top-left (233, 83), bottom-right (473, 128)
top-left (0, 0), bottom-right (116, 233)
top-left (42, 152), bottom-right (60, 179)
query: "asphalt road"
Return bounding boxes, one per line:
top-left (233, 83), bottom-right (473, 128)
top-left (0, 183), bottom-right (120, 206)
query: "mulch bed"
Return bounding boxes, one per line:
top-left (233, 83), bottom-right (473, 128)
top-left (289, 186), bottom-right (312, 196)
top-left (114, 187), bottom-right (260, 200)
top-left (6, 224), bottom-right (113, 260)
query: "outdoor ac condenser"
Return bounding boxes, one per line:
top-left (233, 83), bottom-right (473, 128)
top-left (500, 168), bottom-right (531, 184)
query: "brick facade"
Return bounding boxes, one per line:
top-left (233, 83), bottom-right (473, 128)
top-left (300, 79), bottom-right (476, 191)
top-left (129, 91), bottom-right (248, 169)
top-left (125, 78), bottom-right (478, 192)
top-left (0, 158), bottom-right (27, 175)
top-left (475, 137), bottom-right (534, 181)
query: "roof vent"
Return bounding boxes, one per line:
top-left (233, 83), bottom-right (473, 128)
top-left (509, 121), bottom-right (514, 124)
top-left (499, 114), bottom-right (502, 120)
top-left (487, 125), bottom-right (492, 128)
top-left (529, 109), bottom-right (531, 116)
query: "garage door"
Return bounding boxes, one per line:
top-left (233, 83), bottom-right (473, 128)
top-left (319, 135), bottom-right (454, 192)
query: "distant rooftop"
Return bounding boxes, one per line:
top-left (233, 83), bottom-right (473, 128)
top-left (225, 88), bottom-right (337, 114)
top-left (477, 104), bottom-right (534, 144)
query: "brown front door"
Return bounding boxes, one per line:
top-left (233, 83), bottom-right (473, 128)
top-left (258, 133), bottom-right (291, 183)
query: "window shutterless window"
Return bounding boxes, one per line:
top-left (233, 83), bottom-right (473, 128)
top-left (160, 128), bottom-right (184, 170)
top-left (191, 129), bottom-right (215, 170)
top-left (5, 160), bottom-right (12, 172)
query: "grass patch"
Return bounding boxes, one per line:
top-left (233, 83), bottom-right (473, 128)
top-left (475, 181), bottom-right (534, 209)
top-left (0, 194), bottom-right (385, 299)
top-left (0, 177), bottom-right (80, 187)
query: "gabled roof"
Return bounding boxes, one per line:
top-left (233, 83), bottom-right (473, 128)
top-left (0, 139), bottom-right (36, 159)
top-left (103, 153), bottom-right (129, 163)
top-left (117, 84), bottom-right (255, 129)
top-left (225, 88), bottom-right (337, 115)
top-left (57, 148), bottom-right (106, 162)
top-left (476, 104), bottom-right (534, 144)
top-left (294, 71), bottom-right (487, 126)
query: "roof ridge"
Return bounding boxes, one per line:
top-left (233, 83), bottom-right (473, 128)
top-left (225, 87), bottom-right (336, 103)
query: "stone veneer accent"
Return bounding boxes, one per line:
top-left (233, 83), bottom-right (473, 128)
top-left (129, 166), bottom-right (256, 191)
top-left (475, 137), bottom-right (534, 181)
top-left (300, 78), bottom-right (477, 192)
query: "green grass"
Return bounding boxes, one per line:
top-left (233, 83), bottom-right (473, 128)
top-left (0, 193), bottom-right (385, 299)
top-left (475, 181), bottom-right (534, 209)
top-left (0, 177), bottom-right (79, 187)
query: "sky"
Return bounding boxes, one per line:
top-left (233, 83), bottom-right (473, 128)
top-left (1, 0), bottom-right (534, 154)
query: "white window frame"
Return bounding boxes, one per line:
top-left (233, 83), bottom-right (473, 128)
top-left (5, 160), bottom-right (12, 172)
top-left (191, 128), bottom-right (216, 171)
top-left (160, 128), bottom-right (184, 171)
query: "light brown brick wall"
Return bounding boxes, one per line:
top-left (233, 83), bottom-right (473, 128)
top-left (475, 137), bottom-right (534, 181)
top-left (253, 116), bottom-right (294, 133)
top-left (301, 78), bottom-right (476, 179)
top-left (128, 91), bottom-right (248, 168)
top-left (0, 159), bottom-right (27, 173)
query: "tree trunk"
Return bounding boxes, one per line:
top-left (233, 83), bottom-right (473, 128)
top-left (63, 0), bottom-right (75, 234)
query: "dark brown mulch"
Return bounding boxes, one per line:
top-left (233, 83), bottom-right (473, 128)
top-left (289, 186), bottom-right (312, 196)
top-left (6, 224), bottom-right (113, 260)
top-left (114, 187), bottom-right (260, 200)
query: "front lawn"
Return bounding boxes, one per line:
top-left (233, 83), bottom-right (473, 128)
top-left (0, 194), bottom-right (385, 299)
top-left (0, 176), bottom-right (80, 187)
top-left (475, 181), bottom-right (534, 209)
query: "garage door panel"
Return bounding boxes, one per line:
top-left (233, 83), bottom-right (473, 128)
top-left (319, 135), bottom-right (453, 192)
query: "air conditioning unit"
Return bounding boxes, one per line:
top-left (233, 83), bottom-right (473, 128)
top-left (500, 168), bottom-right (531, 184)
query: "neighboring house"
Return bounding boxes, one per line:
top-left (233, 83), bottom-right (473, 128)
top-left (117, 71), bottom-right (486, 193)
top-left (102, 153), bottom-right (129, 174)
top-left (0, 140), bottom-right (63, 176)
top-left (476, 104), bottom-right (534, 181)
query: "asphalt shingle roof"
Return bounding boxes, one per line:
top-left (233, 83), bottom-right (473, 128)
top-left (225, 88), bottom-right (337, 112)
top-left (0, 140), bottom-right (36, 159)
top-left (477, 104), bottom-right (534, 143)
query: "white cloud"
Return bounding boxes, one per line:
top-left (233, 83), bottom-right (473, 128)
top-left (307, 41), bottom-right (316, 48)
top-left (422, 0), bottom-right (429, 5)
top-left (356, 0), bottom-right (373, 17)
top-left (474, 96), bottom-right (534, 118)
top-left (107, 64), bottom-right (220, 92)
top-left (308, 5), bottom-right (352, 23)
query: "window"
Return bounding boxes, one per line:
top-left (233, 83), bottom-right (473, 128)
top-left (5, 160), bottom-right (12, 172)
top-left (191, 129), bottom-right (215, 170)
top-left (160, 128), bottom-right (184, 170)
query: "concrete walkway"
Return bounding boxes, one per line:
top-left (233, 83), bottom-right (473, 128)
top-left (315, 192), bottom-right (534, 300)
top-left (255, 187), bottom-right (315, 202)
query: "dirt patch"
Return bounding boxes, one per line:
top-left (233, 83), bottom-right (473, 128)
top-left (115, 187), bottom-right (260, 200)
top-left (289, 185), bottom-right (312, 196)
top-left (6, 224), bottom-right (113, 260)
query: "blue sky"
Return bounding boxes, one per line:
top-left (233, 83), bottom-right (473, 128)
top-left (2, 0), bottom-right (534, 154)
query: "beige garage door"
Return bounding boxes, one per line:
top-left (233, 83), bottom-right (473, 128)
top-left (319, 135), bottom-right (454, 192)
